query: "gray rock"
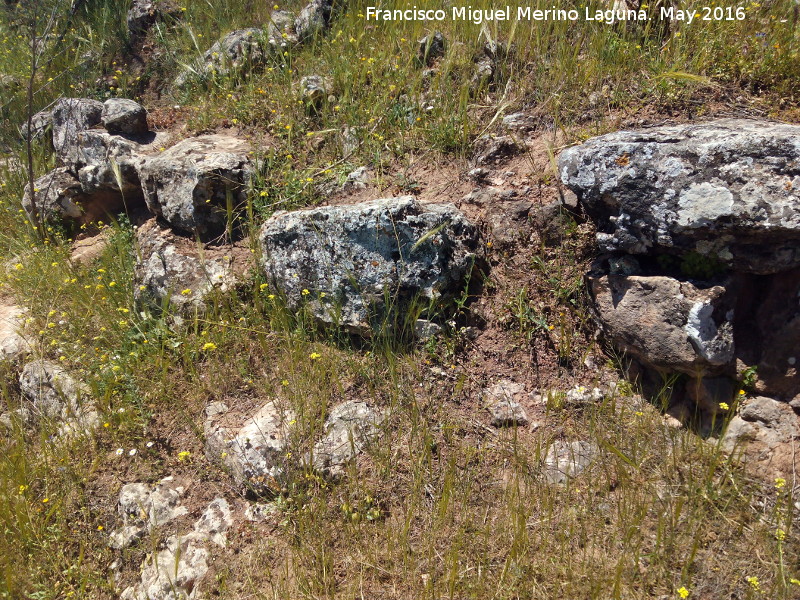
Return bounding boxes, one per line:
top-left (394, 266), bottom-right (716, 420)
top-left (482, 380), bottom-right (529, 427)
top-left (21, 168), bottom-right (87, 225)
top-left (19, 108), bottom-right (53, 142)
top-left (109, 477), bottom-right (188, 549)
top-left (19, 359), bottom-right (97, 434)
top-left (413, 318), bottom-right (441, 341)
top-left (121, 497), bottom-right (232, 600)
top-left (52, 98), bottom-right (103, 168)
top-left (589, 274), bottom-right (735, 376)
top-left (310, 400), bottom-right (384, 477)
top-left (502, 112), bottom-right (536, 132)
top-left (722, 396), bottom-right (800, 479)
top-left (294, 0), bottom-right (332, 41)
top-left (244, 502), bottom-right (278, 522)
top-left (300, 75), bottom-right (330, 107)
top-left (204, 400), bottom-right (295, 495)
top-left (544, 440), bottom-right (599, 484)
top-left (139, 134), bottom-right (252, 240)
top-left (174, 28), bottom-right (266, 87)
top-left (0, 303), bottom-right (30, 362)
top-left (559, 119), bottom-right (800, 274)
top-left (101, 98), bottom-right (148, 135)
top-left (474, 135), bottom-right (519, 165)
top-left (127, 0), bottom-right (157, 36)
top-left (267, 10), bottom-right (299, 48)
top-left (259, 197), bottom-right (484, 335)
top-left (417, 32), bottom-right (446, 66)
top-left (563, 385), bottom-right (605, 407)
top-left (133, 219), bottom-right (242, 313)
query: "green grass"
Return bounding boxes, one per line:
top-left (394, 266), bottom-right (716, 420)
top-left (0, 0), bottom-right (798, 598)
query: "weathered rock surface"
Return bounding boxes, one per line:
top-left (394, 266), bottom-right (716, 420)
top-left (544, 440), bottom-right (599, 484)
top-left (16, 360), bottom-right (97, 434)
top-left (204, 400), bottom-right (295, 494)
top-left (121, 497), bottom-right (233, 600)
top-left (139, 134), bottom-right (252, 240)
top-left (560, 119), bottom-right (800, 274)
top-left (109, 477), bottom-right (188, 549)
top-left (588, 274), bottom-right (735, 377)
top-left (294, 0), bottom-right (333, 41)
top-left (417, 32), bottom-right (446, 66)
top-left (21, 168), bottom-right (88, 225)
top-left (482, 380), bottom-right (530, 427)
top-left (0, 303), bottom-right (30, 361)
top-left (126, 0), bottom-right (181, 36)
top-left (101, 98), bottom-right (148, 135)
top-left (174, 28), bottom-right (267, 87)
top-left (52, 98), bottom-right (103, 168)
top-left (722, 396), bottom-right (800, 479)
top-left (310, 401), bottom-right (384, 477)
top-left (133, 219), bottom-right (244, 313)
top-left (259, 197), bottom-right (483, 335)
top-left (19, 108), bottom-right (53, 142)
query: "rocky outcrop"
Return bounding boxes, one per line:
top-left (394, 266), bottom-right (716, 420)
top-left (560, 119), bottom-right (800, 274)
top-left (121, 497), bottom-right (233, 600)
top-left (562, 118), bottom-right (800, 424)
top-left (133, 219), bottom-right (244, 313)
top-left (259, 197), bottom-right (484, 335)
top-left (139, 134), bottom-right (252, 241)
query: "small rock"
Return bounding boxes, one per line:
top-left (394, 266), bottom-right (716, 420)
top-left (342, 166), bottom-right (371, 191)
top-left (414, 319), bottom-right (442, 341)
top-left (544, 440), bottom-right (599, 484)
top-left (295, 0), bottom-right (333, 41)
top-left (19, 359), bottom-right (97, 434)
top-left (501, 112), bottom-right (536, 132)
top-left (109, 477), bottom-right (188, 549)
top-left (310, 400), bottom-right (385, 477)
top-left (101, 98), bottom-right (148, 135)
top-left (259, 197), bottom-right (484, 335)
top-left (563, 385), bottom-right (605, 407)
top-left (244, 502), bottom-right (278, 522)
top-left (204, 400), bottom-right (295, 494)
top-left (139, 134), bottom-right (252, 240)
top-left (417, 32), bottom-right (446, 66)
top-left (482, 380), bottom-right (529, 427)
top-left (19, 108), bottom-right (52, 142)
top-left (133, 219), bottom-right (243, 313)
top-left (0, 303), bottom-right (30, 362)
top-left (474, 135), bottom-right (519, 165)
top-left (467, 167), bottom-right (489, 182)
top-left (300, 75), bottom-right (330, 107)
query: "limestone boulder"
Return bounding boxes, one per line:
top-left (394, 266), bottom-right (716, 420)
top-left (559, 119), bottom-right (800, 274)
top-left (588, 274), bottom-right (735, 377)
top-left (259, 197), bottom-right (484, 335)
top-left (139, 135), bottom-right (252, 241)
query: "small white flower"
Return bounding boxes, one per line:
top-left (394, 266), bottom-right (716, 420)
top-left (128, 449), bottom-right (137, 456)
top-left (115, 448), bottom-right (124, 456)
top-left (118, 408), bottom-right (125, 414)
top-left (146, 441), bottom-right (154, 448)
